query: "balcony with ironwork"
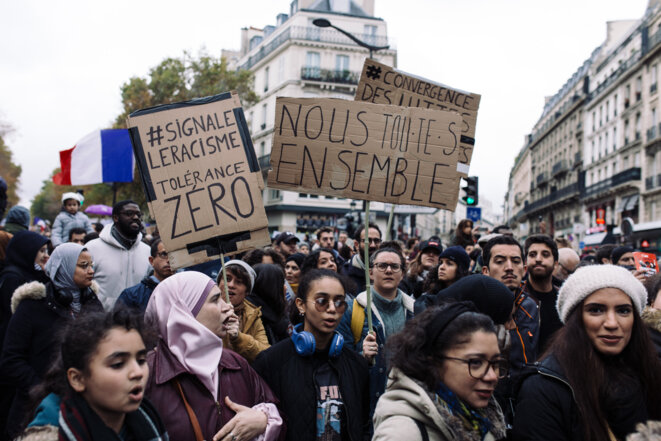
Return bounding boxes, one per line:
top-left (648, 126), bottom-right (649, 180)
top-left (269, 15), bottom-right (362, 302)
top-left (648, 125), bottom-right (658, 142)
top-left (582, 167), bottom-right (641, 199)
top-left (646, 123), bottom-right (661, 155)
top-left (300, 67), bottom-right (359, 85)
top-left (240, 26), bottom-right (391, 71)
top-left (536, 171), bottom-right (549, 186)
top-left (518, 182), bottom-right (581, 218)
top-left (552, 159), bottom-right (570, 177)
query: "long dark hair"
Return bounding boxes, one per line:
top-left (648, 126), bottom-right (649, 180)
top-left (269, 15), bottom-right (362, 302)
top-left (388, 306), bottom-right (496, 390)
top-left (289, 269), bottom-right (348, 325)
top-left (422, 262), bottom-right (470, 293)
top-left (544, 304), bottom-right (661, 441)
top-left (252, 263), bottom-right (287, 316)
top-left (300, 248), bottom-right (337, 274)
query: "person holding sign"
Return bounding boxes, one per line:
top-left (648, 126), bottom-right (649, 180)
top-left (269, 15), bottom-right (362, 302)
top-left (217, 260), bottom-right (270, 363)
top-left (340, 225), bottom-right (382, 296)
top-left (144, 272), bottom-right (282, 441)
top-left (337, 247), bottom-right (415, 416)
top-left (253, 269), bottom-right (370, 441)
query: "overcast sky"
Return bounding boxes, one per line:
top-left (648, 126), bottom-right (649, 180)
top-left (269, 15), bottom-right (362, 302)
top-left (0, 0), bottom-right (649, 214)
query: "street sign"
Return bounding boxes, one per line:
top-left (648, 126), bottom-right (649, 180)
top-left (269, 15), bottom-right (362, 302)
top-left (579, 241), bottom-right (585, 249)
top-left (466, 206), bottom-right (481, 222)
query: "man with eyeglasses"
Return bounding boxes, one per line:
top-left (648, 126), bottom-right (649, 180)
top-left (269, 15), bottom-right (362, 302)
top-left (338, 247), bottom-right (415, 417)
top-left (116, 238), bottom-right (173, 315)
top-left (85, 200), bottom-right (151, 310)
top-left (340, 224), bottom-right (382, 295)
top-left (552, 247), bottom-right (580, 284)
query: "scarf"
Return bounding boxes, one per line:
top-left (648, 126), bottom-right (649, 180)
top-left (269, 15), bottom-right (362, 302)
top-left (45, 243), bottom-right (85, 313)
top-left (144, 272), bottom-right (223, 400)
top-left (435, 382), bottom-right (492, 440)
top-left (111, 225), bottom-right (137, 250)
top-left (58, 393), bottom-right (168, 441)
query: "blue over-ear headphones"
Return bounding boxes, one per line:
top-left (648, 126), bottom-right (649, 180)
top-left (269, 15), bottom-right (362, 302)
top-left (291, 323), bottom-right (344, 358)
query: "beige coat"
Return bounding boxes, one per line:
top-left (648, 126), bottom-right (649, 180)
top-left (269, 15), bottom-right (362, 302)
top-left (372, 368), bottom-right (506, 441)
top-left (221, 299), bottom-right (270, 362)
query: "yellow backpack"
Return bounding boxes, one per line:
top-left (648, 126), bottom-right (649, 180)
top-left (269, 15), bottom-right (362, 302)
top-left (350, 298), bottom-right (365, 345)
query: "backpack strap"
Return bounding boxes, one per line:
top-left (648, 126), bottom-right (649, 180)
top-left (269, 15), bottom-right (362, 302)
top-left (413, 418), bottom-right (429, 441)
top-left (173, 378), bottom-right (205, 441)
top-left (350, 298), bottom-right (365, 345)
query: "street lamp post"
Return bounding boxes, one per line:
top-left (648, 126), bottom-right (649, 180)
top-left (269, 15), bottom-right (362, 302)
top-left (312, 18), bottom-right (389, 59)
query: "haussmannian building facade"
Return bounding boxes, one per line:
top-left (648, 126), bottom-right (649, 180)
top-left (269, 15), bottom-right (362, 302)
top-left (506, 0), bottom-right (661, 250)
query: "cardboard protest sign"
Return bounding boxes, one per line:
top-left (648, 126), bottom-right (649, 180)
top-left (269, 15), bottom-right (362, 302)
top-left (127, 91), bottom-right (270, 269)
top-left (268, 97), bottom-right (463, 210)
top-left (355, 59), bottom-right (481, 175)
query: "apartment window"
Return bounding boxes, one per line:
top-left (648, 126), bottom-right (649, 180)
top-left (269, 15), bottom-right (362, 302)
top-left (364, 25), bottom-right (377, 45)
top-left (635, 152), bottom-right (641, 167)
top-left (278, 57), bottom-right (285, 83)
top-left (248, 111), bottom-right (254, 133)
top-left (259, 141), bottom-right (265, 157)
top-left (613, 161), bottom-right (618, 174)
top-left (605, 132), bottom-right (609, 155)
top-left (306, 51), bottom-right (320, 76)
top-left (269, 189), bottom-right (280, 200)
top-left (261, 103), bottom-right (267, 130)
top-left (599, 105), bottom-right (603, 127)
top-left (635, 113), bottom-right (641, 140)
top-left (652, 65), bottom-right (658, 93)
top-left (592, 111), bottom-right (596, 131)
top-left (636, 76), bottom-right (642, 101)
top-left (625, 119), bottom-right (630, 144)
top-left (613, 127), bottom-right (617, 150)
top-left (624, 155), bottom-right (629, 168)
top-left (605, 101), bottom-right (609, 122)
top-left (614, 94), bottom-right (618, 116)
top-left (625, 84), bottom-right (631, 108)
top-left (263, 66), bottom-right (269, 92)
top-left (336, 54), bottom-right (349, 72)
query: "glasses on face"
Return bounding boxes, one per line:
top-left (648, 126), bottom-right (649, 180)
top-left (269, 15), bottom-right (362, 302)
top-left (441, 356), bottom-right (509, 379)
top-left (366, 238), bottom-right (381, 245)
top-left (120, 210), bottom-right (142, 219)
top-left (77, 261), bottom-right (95, 270)
top-left (559, 263), bottom-right (575, 275)
top-left (310, 296), bottom-right (347, 313)
top-left (373, 262), bottom-right (402, 272)
top-left (156, 251), bottom-right (169, 259)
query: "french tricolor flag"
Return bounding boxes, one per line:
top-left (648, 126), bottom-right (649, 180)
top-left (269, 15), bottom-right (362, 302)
top-left (53, 129), bottom-right (135, 185)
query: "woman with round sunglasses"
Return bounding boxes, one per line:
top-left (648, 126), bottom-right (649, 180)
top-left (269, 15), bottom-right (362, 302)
top-left (372, 302), bottom-right (507, 441)
top-left (253, 269), bottom-right (370, 441)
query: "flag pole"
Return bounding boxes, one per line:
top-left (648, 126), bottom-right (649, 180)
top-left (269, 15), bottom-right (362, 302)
top-left (364, 201), bottom-right (373, 334)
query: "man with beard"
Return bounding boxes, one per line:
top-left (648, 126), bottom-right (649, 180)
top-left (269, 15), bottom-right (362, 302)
top-left (340, 224), bottom-right (382, 295)
top-left (523, 234), bottom-right (563, 353)
top-left (85, 200), bottom-right (151, 310)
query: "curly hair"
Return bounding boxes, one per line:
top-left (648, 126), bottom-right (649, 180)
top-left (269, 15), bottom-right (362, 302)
top-left (388, 306), bottom-right (495, 390)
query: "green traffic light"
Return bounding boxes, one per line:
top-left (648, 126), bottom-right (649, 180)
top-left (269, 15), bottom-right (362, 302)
top-left (466, 197), bottom-right (475, 205)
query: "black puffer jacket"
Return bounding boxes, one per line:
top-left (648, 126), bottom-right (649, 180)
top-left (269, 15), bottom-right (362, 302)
top-left (253, 338), bottom-right (370, 441)
top-left (0, 280), bottom-right (103, 438)
top-left (512, 354), bottom-right (649, 441)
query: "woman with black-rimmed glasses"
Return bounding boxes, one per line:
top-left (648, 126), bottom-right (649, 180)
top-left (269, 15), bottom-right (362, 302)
top-left (253, 269), bottom-right (370, 441)
top-left (372, 302), bottom-right (507, 441)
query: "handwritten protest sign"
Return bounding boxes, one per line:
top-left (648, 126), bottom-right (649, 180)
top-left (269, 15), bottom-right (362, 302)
top-left (127, 91), bottom-right (270, 269)
top-left (355, 59), bottom-right (481, 175)
top-left (268, 97), bottom-right (463, 210)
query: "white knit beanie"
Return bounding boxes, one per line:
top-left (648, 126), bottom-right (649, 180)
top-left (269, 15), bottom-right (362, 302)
top-left (218, 259), bottom-right (256, 293)
top-left (556, 264), bottom-right (647, 323)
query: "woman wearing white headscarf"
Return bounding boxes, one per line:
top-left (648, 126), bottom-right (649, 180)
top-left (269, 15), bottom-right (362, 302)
top-left (144, 271), bottom-right (282, 441)
top-left (0, 243), bottom-right (102, 438)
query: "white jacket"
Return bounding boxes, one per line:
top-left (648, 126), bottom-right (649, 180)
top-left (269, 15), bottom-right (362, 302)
top-left (372, 368), bottom-right (506, 441)
top-left (84, 224), bottom-right (151, 310)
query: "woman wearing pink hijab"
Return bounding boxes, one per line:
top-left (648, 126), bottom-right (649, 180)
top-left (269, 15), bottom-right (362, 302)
top-left (144, 272), bottom-right (283, 441)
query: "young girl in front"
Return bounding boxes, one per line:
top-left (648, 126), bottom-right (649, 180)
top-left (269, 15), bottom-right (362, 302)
top-left (18, 309), bottom-right (167, 440)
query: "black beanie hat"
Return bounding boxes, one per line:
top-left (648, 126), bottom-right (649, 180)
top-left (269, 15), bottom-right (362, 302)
top-left (286, 252), bottom-right (305, 268)
top-left (439, 246), bottom-right (471, 272)
top-left (611, 246), bottom-right (634, 264)
top-left (433, 274), bottom-right (515, 325)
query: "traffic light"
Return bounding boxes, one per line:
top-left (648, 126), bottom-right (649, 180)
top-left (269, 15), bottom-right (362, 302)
top-left (462, 176), bottom-right (479, 206)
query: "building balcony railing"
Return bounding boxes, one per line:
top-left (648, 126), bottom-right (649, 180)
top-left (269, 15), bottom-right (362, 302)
top-left (300, 67), bottom-right (360, 85)
top-left (573, 151), bottom-right (582, 168)
top-left (519, 182), bottom-right (581, 217)
top-left (582, 167), bottom-right (641, 199)
top-left (240, 25), bottom-right (390, 71)
top-left (552, 159), bottom-right (570, 177)
top-left (536, 171), bottom-right (549, 186)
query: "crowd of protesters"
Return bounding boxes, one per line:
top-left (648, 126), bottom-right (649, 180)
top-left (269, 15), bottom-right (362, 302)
top-left (1, 194), bottom-right (661, 440)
